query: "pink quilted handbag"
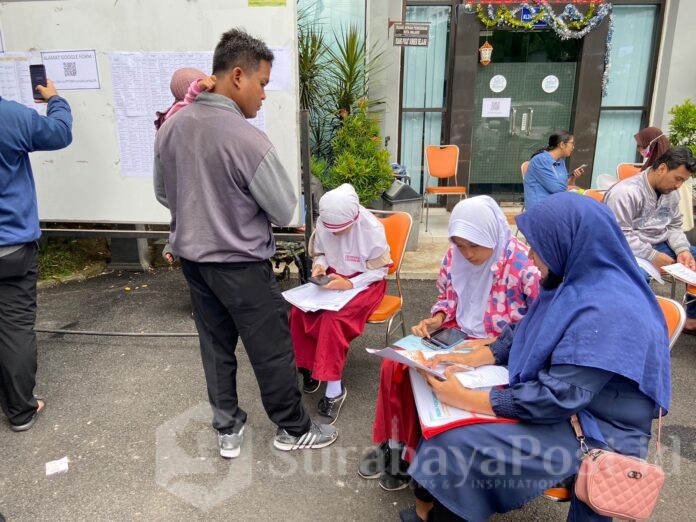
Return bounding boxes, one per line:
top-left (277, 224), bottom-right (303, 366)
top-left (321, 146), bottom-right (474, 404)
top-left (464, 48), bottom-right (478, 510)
top-left (571, 414), bottom-right (665, 520)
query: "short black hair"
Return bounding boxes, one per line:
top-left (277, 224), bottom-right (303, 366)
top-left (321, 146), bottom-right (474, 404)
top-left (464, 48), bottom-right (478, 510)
top-left (212, 28), bottom-right (274, 75)
top-left (652, 146), bottom-right (696, 173)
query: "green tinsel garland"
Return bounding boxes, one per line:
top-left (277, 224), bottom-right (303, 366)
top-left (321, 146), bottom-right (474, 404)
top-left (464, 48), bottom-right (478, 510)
top-left (476, 3), bottom-right (596, 31)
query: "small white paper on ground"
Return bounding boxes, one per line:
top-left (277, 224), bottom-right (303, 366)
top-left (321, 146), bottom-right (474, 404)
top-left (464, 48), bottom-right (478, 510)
top-left (45, 456), bottom-right (69, 476)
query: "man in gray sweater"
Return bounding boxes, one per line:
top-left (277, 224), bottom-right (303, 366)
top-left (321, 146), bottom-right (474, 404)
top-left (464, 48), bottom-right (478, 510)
top-left (604, 146), bottom-right (696, 330)
top-left (154, 28), bottom-right (337, 458)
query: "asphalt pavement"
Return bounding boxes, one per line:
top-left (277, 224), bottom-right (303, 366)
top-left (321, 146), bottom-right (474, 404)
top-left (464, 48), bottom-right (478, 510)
top-left (1, 268), bottom-right (695, 521)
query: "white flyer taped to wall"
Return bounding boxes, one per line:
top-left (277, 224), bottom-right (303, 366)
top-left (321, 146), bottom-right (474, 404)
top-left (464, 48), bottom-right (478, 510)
top-left (482, 97), bottom-right (511, 118)
top-left (41, 50), bottom-right (100, 90)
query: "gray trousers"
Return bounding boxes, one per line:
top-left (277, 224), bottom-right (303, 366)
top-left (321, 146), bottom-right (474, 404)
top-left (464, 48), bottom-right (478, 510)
top-left (0, 242), bottom-right (39, 426)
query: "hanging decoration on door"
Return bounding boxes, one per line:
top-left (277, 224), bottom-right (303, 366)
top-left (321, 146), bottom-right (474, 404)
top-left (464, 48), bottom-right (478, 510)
top-left (479, 40), bottom-right (493, 66)
top-left (468, 2), bottom-right (614, 97)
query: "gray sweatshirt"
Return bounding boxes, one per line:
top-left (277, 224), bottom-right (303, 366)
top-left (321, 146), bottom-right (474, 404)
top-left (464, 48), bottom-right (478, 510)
top-left (604, 169), bottom-right (690, 261)
top-left (154, 92), bottom-right (297, 263)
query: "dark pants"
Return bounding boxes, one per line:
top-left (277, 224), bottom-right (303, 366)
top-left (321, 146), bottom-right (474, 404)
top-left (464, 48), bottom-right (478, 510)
top-left (181, 258), bottom-right (310, 435)
top-left (653, 242), bottom-right (696, 318)
top-left (0, 243), bottom-right (39, 426)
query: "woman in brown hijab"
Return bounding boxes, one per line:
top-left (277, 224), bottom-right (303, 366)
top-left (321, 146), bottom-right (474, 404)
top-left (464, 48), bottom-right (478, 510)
top-left (635, 126), bottom-right (693, 231)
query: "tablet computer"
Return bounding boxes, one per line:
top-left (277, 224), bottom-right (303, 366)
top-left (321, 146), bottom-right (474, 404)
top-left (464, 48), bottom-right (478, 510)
top-left (421, 327), bottom-right (468, 350)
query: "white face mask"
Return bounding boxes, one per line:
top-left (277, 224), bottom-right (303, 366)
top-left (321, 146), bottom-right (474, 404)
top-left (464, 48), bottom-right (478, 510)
top-left (639, 133), bottom-right (665, 159)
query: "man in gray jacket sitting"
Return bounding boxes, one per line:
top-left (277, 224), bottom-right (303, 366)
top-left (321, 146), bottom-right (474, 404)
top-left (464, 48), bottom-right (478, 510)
top-left (604, 146), bottom-right (696, 331)
top-left (154, 28), bottom-right (337, 458)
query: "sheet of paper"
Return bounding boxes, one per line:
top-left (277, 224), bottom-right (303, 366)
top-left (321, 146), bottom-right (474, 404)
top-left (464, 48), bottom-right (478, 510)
top-left (662, 263), bottom-right (696, 285)
top-left (454, 365), bottom-right (509, 389)
top-left (0, 28), bottom-right (4, 53)
top-left (636, 257), bottom-right (663, 284)
top-left (393, 334), bottom-right (428, 351)
top-left (366, 347), bottom-right (446, 379)
top-left (282, 282), bottom-right (369, 312)
top-left (482, 97), bottom-right (511, 118)
top-left (45, 456), bottom-right (69, 476)
top-left (0, 52), bottom-right (45, 114)
top-left (409, 369), bottom-right (500, 426)
top-left (41, 49), bottom-right (100, 90)
top-left (109, 51), bottom-right (273, 177)
top-left (267, 46), bottom-right (292, 91)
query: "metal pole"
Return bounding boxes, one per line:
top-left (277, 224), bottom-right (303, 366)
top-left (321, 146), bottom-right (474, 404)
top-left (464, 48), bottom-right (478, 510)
top-left (299, 109), bottom-right (313, 282)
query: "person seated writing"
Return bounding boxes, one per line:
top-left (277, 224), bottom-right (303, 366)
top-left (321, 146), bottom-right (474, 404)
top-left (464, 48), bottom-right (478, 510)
top-left (358, 196), bottom-right (539, 491)
top-left (523, 131), bottom-right (585, 211)
top-left (291, 183), bottom-right (390, 424)
top-left (403, 192), bottom-right (671, 522)
top-left (604, 146), bottom-right (696, 332)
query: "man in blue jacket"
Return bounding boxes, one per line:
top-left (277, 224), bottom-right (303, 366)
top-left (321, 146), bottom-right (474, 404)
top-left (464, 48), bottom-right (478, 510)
top-left (0, 79), bottom-right (72, 431)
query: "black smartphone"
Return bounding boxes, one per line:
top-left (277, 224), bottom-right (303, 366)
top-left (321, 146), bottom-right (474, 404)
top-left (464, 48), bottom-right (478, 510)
top-left (421, 327), bottom-right (468, 350)
top-left (29, 64), bottom-right (47, 101)
top-left (308, 274), bottom-right (331, 286)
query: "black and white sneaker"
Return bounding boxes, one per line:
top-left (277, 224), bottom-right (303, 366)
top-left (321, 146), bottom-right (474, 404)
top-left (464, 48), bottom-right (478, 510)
top-left (317, 386), bottom-right (347, 425)
top-left (299, 368), bottom-right (321, 394)
top-left (218, 425), bottom-right (244, 459)
top-left (273, 420), bottom-right (338, 451)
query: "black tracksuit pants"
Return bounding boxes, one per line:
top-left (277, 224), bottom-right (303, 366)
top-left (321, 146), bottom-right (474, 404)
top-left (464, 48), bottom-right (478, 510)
top-left (181, 258), bottom-right (310, 435)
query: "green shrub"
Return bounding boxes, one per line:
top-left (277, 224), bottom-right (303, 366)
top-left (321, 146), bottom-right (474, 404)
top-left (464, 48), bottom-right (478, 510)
top-left (317, 98), bottom-right (393, 205)
top-left (668, 99), bottom-right (696, 157)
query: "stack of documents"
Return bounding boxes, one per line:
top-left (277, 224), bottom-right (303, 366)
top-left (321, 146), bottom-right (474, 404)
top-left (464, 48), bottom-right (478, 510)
top-left (282, 282), bottom-right (369, 312)
top-left (410, 369), bottom-right (517, 438)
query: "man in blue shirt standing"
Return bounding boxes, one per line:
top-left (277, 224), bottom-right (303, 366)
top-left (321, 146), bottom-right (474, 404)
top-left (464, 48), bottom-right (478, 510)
top-left (0, 79), bottom-right (72, 431)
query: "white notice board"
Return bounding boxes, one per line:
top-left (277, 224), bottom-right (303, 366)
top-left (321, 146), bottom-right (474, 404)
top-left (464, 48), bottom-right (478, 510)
top-left (0, 0), bottom-right (301, 224)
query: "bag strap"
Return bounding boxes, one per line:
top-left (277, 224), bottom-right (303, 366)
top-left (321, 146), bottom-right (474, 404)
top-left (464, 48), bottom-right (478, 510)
top-left (571, 409), bottom-right (663, 460)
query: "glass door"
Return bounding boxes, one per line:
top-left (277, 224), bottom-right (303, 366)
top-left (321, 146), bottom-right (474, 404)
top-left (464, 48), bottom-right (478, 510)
top-left (399, 4), bottom-right (452, 196)
top-left (469, 31), bottom-right (579, 201)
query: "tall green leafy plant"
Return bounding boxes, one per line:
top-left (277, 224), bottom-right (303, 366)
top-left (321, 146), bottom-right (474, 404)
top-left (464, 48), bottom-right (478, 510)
top-left (317, 98), bottom-right (393, 206)
top-left (297, 6), bottom-right (384, 164)
top-left (668, 99), bottom-right (696, 157)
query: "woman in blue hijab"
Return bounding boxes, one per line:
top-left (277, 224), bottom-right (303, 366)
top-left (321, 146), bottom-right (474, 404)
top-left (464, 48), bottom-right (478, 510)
top-left (405, 192), bottom-right (671, 522)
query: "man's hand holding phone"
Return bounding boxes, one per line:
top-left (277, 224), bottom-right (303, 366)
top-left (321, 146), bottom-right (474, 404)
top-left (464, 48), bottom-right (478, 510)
top-left (35, 79), bottom-right (59, 103)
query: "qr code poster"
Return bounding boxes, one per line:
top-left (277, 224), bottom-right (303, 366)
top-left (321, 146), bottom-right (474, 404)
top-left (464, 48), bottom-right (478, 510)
top-left (481, 97), bottom-right (512, 118)
top-left (40, 49), bottom-right (100, 90)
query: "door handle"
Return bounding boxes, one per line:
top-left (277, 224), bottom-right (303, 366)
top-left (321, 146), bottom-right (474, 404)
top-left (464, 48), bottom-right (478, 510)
top-left (527, 108), bottom-right (534, 136)
top-left (510, 107), bottom-right (517, 136)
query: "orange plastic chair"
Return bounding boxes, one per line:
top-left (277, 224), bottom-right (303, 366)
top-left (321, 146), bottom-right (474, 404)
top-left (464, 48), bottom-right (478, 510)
top-left (544, 295), bottom-right (684, 502)
top-left (583, 189), bottom-right (605, 203)
top-left (515, 161), bottom-right (530, 238)
top-left (656, 296), bottom-right (686, 348)
top-left (683, 284), bottom-right (696, 308)
top-left (422, 145), bottom-right (467, 232)
top-left (616, 162), bottom-right (642, 181)
top-left (367, 210), bottom-right (413, 345)
top-left (521, 160), bottom-right (530, 178)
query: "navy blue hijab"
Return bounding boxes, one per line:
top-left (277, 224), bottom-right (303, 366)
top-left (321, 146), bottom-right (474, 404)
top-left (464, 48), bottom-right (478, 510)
top-left (511, 192), bottom-right (670, 416)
